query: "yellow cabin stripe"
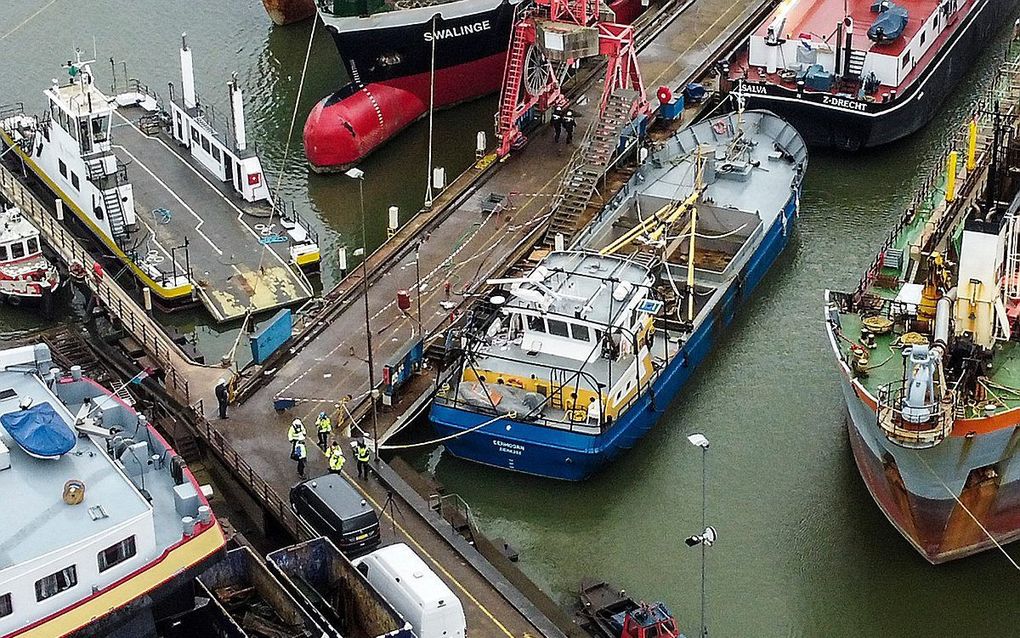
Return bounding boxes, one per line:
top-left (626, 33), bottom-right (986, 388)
top-left (14, 524), bottom-right (225, 638)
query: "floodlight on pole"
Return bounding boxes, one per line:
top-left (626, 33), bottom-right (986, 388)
top-left (345, 167), bottom-right (378, 455)
top-left (687, 432), bottom-right (711, 638)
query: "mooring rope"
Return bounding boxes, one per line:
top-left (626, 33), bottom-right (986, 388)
top-left (914, 450), bottom-right (1020, 571)
top-left (0, 0), bottom-right (60, 42)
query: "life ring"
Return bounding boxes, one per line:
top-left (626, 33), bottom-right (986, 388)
top-left (69, 262), bottom-right (86, 280)
top-left (645, 324), bottom-right (656, 348)
top-left (656, 86), bottom-right (673, 104)
top-left (712, 120), bottom-right (729, 135)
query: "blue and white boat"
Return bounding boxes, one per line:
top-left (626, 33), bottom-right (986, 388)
top-left (430, 109), bottom-right (808, 480)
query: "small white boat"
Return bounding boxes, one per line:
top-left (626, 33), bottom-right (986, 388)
top-left (0, 205), bottom-right (60, 305)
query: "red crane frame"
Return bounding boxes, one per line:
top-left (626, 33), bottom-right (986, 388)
top-left (495, 0), bottom-right (649, 157)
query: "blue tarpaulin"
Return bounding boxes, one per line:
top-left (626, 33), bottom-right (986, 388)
top-left (1, 402), bottom-right (75, 458)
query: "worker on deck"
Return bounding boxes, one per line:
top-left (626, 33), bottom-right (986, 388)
top-left (292, 438), bottom-right (307, 478)
top-left (316, 411), bottom-right (332, 450)
top-left (328, 441), bottom-right (346, 475)
top-left (288, 418), bottom-right (306, 449)
top-left (551, 105), bottom-right (564, 143)
top-left (354, 437), bottom-right (372, 480)
top-left (215, 378), bottom-right (229, 419)
top-left (563, 110), bottom-right (577, 145)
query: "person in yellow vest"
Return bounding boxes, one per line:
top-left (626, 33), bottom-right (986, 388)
top-left (354, 437), bottom-right (371, 480)
top-left (288, 419), bottom-right (306, 448)
top-left (328, 441), bottom-right (346, 475)
top-left (316, 411), bottom-right (332, 450)
top-left (292, 439), bottom-right (307, 478)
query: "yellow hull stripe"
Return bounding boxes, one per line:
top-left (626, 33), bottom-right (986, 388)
top-left (0, 129), bottom-right (192, 301)
top-left (13, 524), bottom-right (225, 638)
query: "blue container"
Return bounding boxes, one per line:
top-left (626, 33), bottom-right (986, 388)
top-left (659, 95), bottom-right (685, 120)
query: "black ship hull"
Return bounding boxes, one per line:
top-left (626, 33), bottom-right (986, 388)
top-left (729, 0), bottom-right (1012, 150)
top-left (322, 0), bottom-right (518, 98)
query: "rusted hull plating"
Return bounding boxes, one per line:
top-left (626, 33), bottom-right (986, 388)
top-left (838, 372), bottom-right (1020, 563)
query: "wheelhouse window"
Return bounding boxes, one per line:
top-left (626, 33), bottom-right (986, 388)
top-left (35, 565), bottom-right (77, 601)
top-left (0, 245), bottom-right (9, 261)
top-left (0, 592), bottom-right (11, 618)
top-left (547, 319), bottom-right (569, 337)
top-left (26, 238), bottom-right (39, 254)
top-left (570, 324), bottom-right (590, 341)
top-left (91, 115), bottom-right (109, 142)
top-left (527, 315), bottom-right (545, 332)
top-left (98, 536), bottom-right (136, 572)
top-left (11, 243), bottom-right (25, 260)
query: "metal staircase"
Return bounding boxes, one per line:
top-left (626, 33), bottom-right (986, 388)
top-left (496, 11), bottom-right (534, 155)
top-left (1006, 213), bottom-right (1020, 301)
top-left (84, 156), bottom-right (109, 184)
top-left (101, 187), bottom-right (129, 248)
top-left (542, 89), bottom-right (636, 248)
top-left (847, 50), bottom-right (867, 78)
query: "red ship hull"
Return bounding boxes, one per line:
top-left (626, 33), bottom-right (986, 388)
top-left (304, 52), bottom-right (505, 172)
top-left (305, 0), bottom-right (647, 171)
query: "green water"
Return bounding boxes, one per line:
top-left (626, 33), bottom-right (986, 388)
top-left (4, 1), bottom-right (1019, 635)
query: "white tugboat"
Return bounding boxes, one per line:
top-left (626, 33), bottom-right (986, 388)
top-left (0, 205), bottom-right (59, 308)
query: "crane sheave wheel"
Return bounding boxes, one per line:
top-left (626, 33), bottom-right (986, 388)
top-left (523, 44), bottom-right (550, 97)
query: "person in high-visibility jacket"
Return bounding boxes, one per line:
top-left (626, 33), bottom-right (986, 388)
top-left (328, 441), bottom-right (346, 475)
top-left (354, 437), bottom-right (371, 480)
top-left (288, 419), bottom-right (306, 448)
top-left (316, 411), bottom-right (332, 450)
top-left (293, 439), bottom-right (307, 478)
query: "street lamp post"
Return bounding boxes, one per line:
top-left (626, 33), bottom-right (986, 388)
top-left (415, 241), bottom-right (423, 337)
top-left (345, 167), bottom-right (379, 454)
top-left (686, 433), bottom-right (711, 638)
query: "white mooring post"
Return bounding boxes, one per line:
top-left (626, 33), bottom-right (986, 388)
top-left (338, 246), bottom-right (348, 277)
top-left (180, 33), bottom-right (197, 109)
top-left (228, 74), bottom-right (247, 152)
top-left (388, 206), bottom-right (399, 239)
top-left (55, 198), bottom-right (63, 221)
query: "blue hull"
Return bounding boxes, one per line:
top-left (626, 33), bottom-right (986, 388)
top-left (429, 191), bottom-right (800, 480)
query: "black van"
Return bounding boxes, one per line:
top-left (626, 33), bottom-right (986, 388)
top-left (290, 474), bottom-right (382, 556)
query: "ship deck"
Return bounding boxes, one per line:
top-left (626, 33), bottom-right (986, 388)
top-left (0, 372), bottom-right (183, 569)
top-left (837, 311), bottom-right (1020, 418)
top-left (757, 0), bottom-right (938, 58)
top-left (110, 104), bottom-right (312, 322)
